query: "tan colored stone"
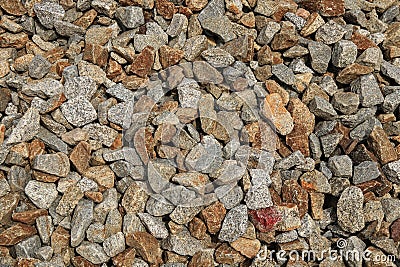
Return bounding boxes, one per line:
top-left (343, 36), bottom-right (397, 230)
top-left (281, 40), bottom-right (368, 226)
top-left (200, 201), bottom-right (226, 234)
top-left (14, 54), bottom-right (34, 72)
top-left (0, 60), bottom-right (10, 78)
top-left (383, 22), bottom-right (400, 49)
top-left (51, 226), bottom-right (70, 254)
top-left (155, 0), bottom-right (177, 19)
top-left (302, 83), bottom-right (329, 104)
top-left (230, 237), bottom-right (261, 258)
top-left (71, 256), bottom-right (97, 267)
top-left (309, 192), bottom-right (324, 220)
top-left (130, 46), bottom-right (155, 78)
top-left (83, 166), bottom-right (115, 190)
top-left (70, 141), bottom-right (91, 174)
top-left (85, 191), bottom-right (103, 203)
top-left (282, 180), bottom-right (309, 218)
top-left (0, 223), bottom-right (37, 245)
top-left (265, 80), bottom-right (289, 105)
top-left (368, 126), bottom-right (398, 164)
top-left (126, 232), bottom-right (162, 265)
top-left (32, 171), bottom-right (60, 183)
top-left (0, 0), bottom-right (27, 15)
top-left (239, 12), bottom-right (255, 28)
top-left (301, 13), bottom-right (325, 37)
top-left (159, 45), bottom-right (184, 68)
top-left (188, 217), bottom-right (207, 240)
top-left (112, 248), bottom-right (136, 267)
top-left (185, 0), bottom-right (207, 11)
top-left (275, 204), bottom-right (302, 231)
top-left (83, 43), bottom-right (108, 67)
top-left (122, 182), bottom-right (148, 213)
top-left (74, 9), bottom-right (98, 29)
top-left (85, 27), bottom-right (113, 46)
top-left (263, 93), bottom-right (294, 135)
top-left (12, 209), bottom-right (48, 225)
top-left (0, 193), bottom-right (19, 225)
top-left (215, 243), bottom-right (246, 264)
top-left (286, 98), bottom-right (315, 156)
top-left (189, 250), bottom-right (214, 267)
top-left (0, 32), bottom-right (28, 49)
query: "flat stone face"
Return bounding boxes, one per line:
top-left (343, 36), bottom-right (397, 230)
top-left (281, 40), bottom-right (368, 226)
top-left (71, 199), bottom-right (93, 247)
top-left (33, 1), bottom-right (65, 29)
top-left (76, 241), bottom-right (110, 264)
top-left (6, 107), bottom-right (40, 145)
top-left (60, 97), bottom-right (97, 127)
top-left (32, 153), bottom-right (70, 177)
top-left (25, 181), bottom-right (58, 209)
top-left (218, 204), bottom-right (248, 242)
top-left (337, 186), bottom-right (365, 233)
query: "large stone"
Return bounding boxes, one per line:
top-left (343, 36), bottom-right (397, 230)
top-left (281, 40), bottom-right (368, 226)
top-left (71, 199), bottom-right (93, 247)
top-left (126, 231), bottom-right (163, 265)
top-left (76, 241), bottom-right (110, 264)
top-left (60, 97), bottom-right (97, 127)
top-left (218, 204), bottom-right (248, 242)
top-left (263, 93), bottom-right (294, 135)
top-left (337, 186), bottom-right (365, 233)
top-left (115, 6), bottom-right (144, 29)
top-left (332, 40), bottom-right (358, 68)
top-left (0, 224), bottom-right (37, 246)
top-left (32, 153), bottom-right (70, 177)
top-left (25, 181), bottom-right (58, 209)
top-left (6, 108), bottom-right (40, 145)
top-left (34, 1), bottom-right (65, 29)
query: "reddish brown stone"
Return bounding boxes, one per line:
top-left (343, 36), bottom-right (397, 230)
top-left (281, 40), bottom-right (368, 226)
top-left (71, 256), bottom-right (98, 267)
top-left (351, 31), bottom-right (377, 51)
top-left (188, 217), bottom-right (207, 240)
top-left (271, 32), bottom-right (298, 51)
top-left (390, 218), bottom-right (400, 242)
top-left (126, 232), bottom-right (162, 265)
top-left (200, 201), bottom-right (226, 234)
top-left (0, 32), bottom-right (28, 49)
top-left (309, 192), bottom-right (324, 220)
top-left (56, 61), bottom-right (71, 76)
top-left (130, 46), bottom-right (155, 78)
top-left (17, 258), bottom-right (41, 267)
top-left (83, 43), bottom-right (108, 67)
top-left (336, 63), bottom-right (374, 84)
top-left (74, 9), bottom-right (98, 29)
top-left (368, 126), bottom-right (398, 165)
top-left (32, 170), bottom-right (60, 183)
top-left (159, 45), bottom-right (184, 68)
top-left (12, 209), bottom-right (48, 225)
top-left (177, 6), bottom-right (193, 18)
top-left (356, 180), bottom-right (381, 194)
top-left (300, 12), bottom-right (324, 37)
top-left (70, 141), bottom-right (91, 174)
top-left (374, 175), bottom-right (393, 197)
top-left (156, 0), bottom-right (177, 19)
top-left (301, 0), bottom-right (344, 17)
top-left (107, 60), bottom-right (123, 80)
top-left (215, 243), bottom-right (246, 265)
top-left (0, 224), bottom-right (37, 245)
top-left (185, 0), bottom-right (207, 11)
top-left (83, 166), bottom-right (115, 190)
top-left (258, 45), bottom-right (273, 66)
top-left (230, 237), bottom-right (261, 258)
top-left (271, 0), bottom-right (298, 21)
top-left (0, 88), bottom-right (11, 113)
top-left (0, 193), bottom-right (19, 225)
top-left (282, 179), bottom-right (309, 218)
top-left (286, 98), bottom-right (315, 157)
top-left (0, 0), bottom-right (27, 16)
top-left (189, 250), bottom-right (214, 267)
top-left (84, 191), bottom-right (103, 203)
top-left (44, 47), bottom-right (65, 64)
top-left (223, 35), bottom-right (254, 63)
top-left (112, 248), bottom-right (136, 267)
top-left (248, 206), bottom-right (282, 232)
top-left (51, 226), bottom-right (70, 254)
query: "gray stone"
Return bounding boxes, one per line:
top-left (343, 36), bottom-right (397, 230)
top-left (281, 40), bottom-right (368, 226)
top-left (297, 214), bottom-right (317, 237)
top-left (61, 97), bottom-right (97, 127)
top-left (353, 161), bottom-right (380, 184)
top-left (146, 195), bottom-right (175, 216)
top-left (289, 58), bottom-right (314, 74)
top-left (332, 92), bottom-right (359, 115)
top-left (162, 228), bottom-right (203, 256)
top-left (275, 230), bottom-right (298, 243)
top-left (65, 76), bottom-right (97, 100)
top-left (83, 123), bottom-right (119, 147)
top-left (183, 35), bottom-right (208, 61)
top-left (381, 5), bottom-right (399, 23)
top-left (103, 232), bottom-right (125, 257)
top-left (328, 155), bottom-right (353, 178)
top-left (25, 180), bottom-right (58, 209)
top-left (108, 102), bottom-right (132, 126)
top-left (201, 48), bottom-right (235, 68)
top-left (381, 198), bottom-right (400, 223)
top-left (123, 213), bottom-right (146, 235)
top-left (54, 20), bottom-right (85, 36)
top-left (271, 64), bottom-right (295, 85)
top-left (6, 107), bottom-right (40, 145)
top-left (115, 6), bottom-right (144, 29)
top-left (256, 22), bottom-right (280, 45)
top-left (71, 199), bottom-right (94, 247)
top-left (198, 0), bottom-right (236, 42)
top-left (76, 241), bottom-right (110, 264)
top-left (15, 235), bottom-right (41, 258)
top-left (309, 96), bottom-right (337, 120)
top-left (356, 47), bottom-right (383, 71)
top-left (21, 79), bottom-right (64, 98)
top-left (351, 74), bottom-right (384, 107)
top-left (177, 78), bottom-right (201, 109)
top-left (275, 151), bottom-right (306, 170)
top-left (381, 61), bottom-right (400, 85)
top-left (32, 153), bottom-right (70, 177)
top-left (216, 185), bottom-right (243, 209)
top-left (283, 45), bottom-right (309, 58)
top-left (86, 223), bottom-right (106, 243)
top-left (382, 90), bottom-right (400, 113)
top-left (319, 75), bottom-right (338, 96)
top-left (170, 205), bottom-right (203, 224)
top-left (138, 213), bottom-right (169, 239)
top-left (35, 246), bottom-right (53, 261)
top-left (166, 14), bottom-right (188, 38)
top-left (91, 0), bottom-right (118, 17)
top-left (133, 258), bottom-right (149, 267)
top-left (218, 204), bottom-right (248, 242)
top-left (95, 188), bottom-right (118, 223)
top-left (29, 55), bottom-right (51, 79)
top-left (34, 1), bottom-right (65, 29)
top-left (315, 20), bottom-right (346, 45)
top-left (193, 61), bottom-right (224, 84)
top-left (383, 160), bottom-right (400, 184)
top-left (320, 133), bottom-right (343, 157)
top-left (244, 178), bottom-right (273, 210)
top-left (337, 186), bottom-right (365, 233)
top-left (36, 215), bottom-right (53, 244)
top-left (36, 127), bottom-right (68, 154)
top-left (349, 117), bottom-right (381, 140)
top-left (332, 40), bottom-right (358, 68)
top-left (106, 83), bottom-right (135, 102)
top-left (284, 12), bottom-right (306, 30)
top-left (308, 41), bottom-right (331, 74)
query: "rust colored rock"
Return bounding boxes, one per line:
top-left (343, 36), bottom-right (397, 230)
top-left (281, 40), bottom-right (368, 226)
top-left (185, 0), bottom-right (208, 11)
top-left (0, 224), bottom-right (37, 245)
top-left (258, 45), bottom-right (273, 66)
top-left (51, 226), bottom-right (70, 254)
top-left (230, 237), bottom-right (261, 258)
top-left (248, 206), bottom-right (282, 232)
top-left (263, 93), bottom-right (294, 135)
top-left (159, 45), bottom-right (184, 68)
top-left (12, 209), bottom-right (48, 225)
top-left (0, 88), bottom-right (11, 113)
top-left (282, 180), bottom-right (309, 218)
top-left (83, 166), bottom-right (115, 190)
top-left (390, 218), bottom-right (400, 242)
top-left (83, 43), bottom-right (109, 67)
top-left (84, 191), bottom-right (103, 203)
top-left (0, 32), bottom-right (28, 49)
top-left (271, 32), bottom-right (298, 51)
top-left (0, 0), bottom-right (27, 16)
top-left (286, 98), bottom-right (315, 157)
top-left (223, 35), bottom-right (255, 63)
top-left (265, 81), bottom-right (289, 105)
top-left (309, 192), bottom-right (324, 220)
top-left (215, 243), bottom-right (246, 265)
top-left (112, 248), bottom-right (136, 267)
top-left (130, 46), bottom-right (155, 78)
top-left (156, 0), bottom-right (177, 19)
top-left (300, 12), bottom-right (324, 37)
top-left (189, 250), bottom-right (214, 267)
top-left (351, 32), bottom-right (377, 51)
top-left (0, 193), bottom-right (20, 225)
top-left (32, 171), bottom-right (60, 183)
top-left (200, 201), bottom-right (226, 234)
top-left (107, 60), bottom-right (123, 80)
top-left (71, 256), bottom-right (98, 267)
top-left (28, 139), bottom-right (45, 162)
top-left (45, 47), bottom-right (66, 63)
top-left (126, 232), bottom-right (162, 265)
top-left (188, 217), bottom-right (207, 240)
top-left (368, 126), bottom-right (398, 165)
top-left (70, 141), bottom-right (91, 174)
top-left (74, 9), bottom-right (98, 29)
top-left (336, 63), bottom-right (374, 84)
top-left (300, 0), bottom-right (344, 17)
